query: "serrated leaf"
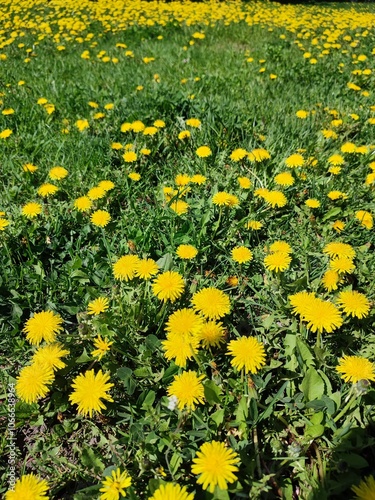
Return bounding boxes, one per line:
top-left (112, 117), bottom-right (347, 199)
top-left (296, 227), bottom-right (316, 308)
top-left (80, 448), bottom-right (105, 472)
top-left (75, 348), bottom-right (91, 363)
top-left (156, 253), bottom-right (174, 271)
top-left (210, 409), bottom-right (224, 427)
top-left (204, 380), bottom-right (222, 405)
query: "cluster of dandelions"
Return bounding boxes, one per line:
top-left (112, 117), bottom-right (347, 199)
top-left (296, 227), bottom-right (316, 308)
top-left (8, 439), bottom-right (241, 499)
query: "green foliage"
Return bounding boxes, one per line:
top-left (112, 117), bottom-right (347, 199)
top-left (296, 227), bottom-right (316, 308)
top-left (1, 0), bottom-right (375, 499)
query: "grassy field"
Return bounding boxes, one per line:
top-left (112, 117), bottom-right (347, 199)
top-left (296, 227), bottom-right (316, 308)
top-left (1, 0), bottom-right (375, 498)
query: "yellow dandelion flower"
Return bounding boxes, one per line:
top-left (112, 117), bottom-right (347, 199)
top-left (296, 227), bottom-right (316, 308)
top-left (141, 148), bottom-right (151, 155)
top-left (113, 255), bottom-right (140, 281)
top-left (0, 219), bottom-right (10, 230)
top-left (175, 174), bottom-right (191, 186)
top-left (178, 130), bottom-right (191, 140)
top-left (263, 190), bottom-right (287, 208)
top-left (308, 299), bottom-right (343, 333)
top-left (23, 163), bottom-right (38, 173)
top-left (274, 172), bottom-right (294, 186)
top-left (5, 474), bottom-right (49, 500)
top-left (123, 151), bottom-right (137, 163)
top-left (98, 180), bottom-right (115, 192)
top-left (176, 244), bottom-right (198, 259)
top-left (131, 120), bottom-right (145, 132)
top-left (167, 371), bottom-right (205, 411)
top-left (23, 310), bottom-right (63, 345)
top-left (170, 200), bottom-right (189, 215)
top-left (134, 258), bottom-right (159, 280)
top-left (148, 483), bottom-right (194, 500)
top-left (191, 287), bottom-right (230, 320)
top-left (328, 154), bottom-right (345, 166)
top-left (227, 336), bottom-right (266, 374)
top-left (190, 174), bottom-right (206, 185)
top-left (111, 142), bottom-right (123, 150)
top-left (341, 142), bottom-right (357, 153)
top-left (332, 220), bottom-right (345, 233)
top-left (162, 332), bottom-right (200, 368)
top-left (327, 190), bottom-right (348, 201)
top-left (304, 198), bottom-right (320, 209)
top-left (264, 252), bottom-right (291, 272)
top-left (16, 363), bottom-right (55, 403)
top-left (49, 166), bottom-right (68, 180)
top-left (296, 110), bottom-right (309, 119)
top-left (328, 166), bottom-right (341, 175)
top-left (87, 186), bottom-right (106, 200)
top-left (166, 308), bottom-right (203, 337)
top-left (128, 172), bottom-right (141, 181)
top-left (230, 148), bottom-right (247, 161)
top-left (330, 257), bottom-right (355, 274)
top-left (285, 154), bottom-right (304, 168)
top-left (352, 475), bottom-right (375, 500)
top-left (248, 148), bottom-right (270, 162)
top-left (91, 210), bottom-right (111, 227)
top-left (231, 246), bottom-right (253, 264)
top-left (154, 120), bottom-right (165, 128)
top-left (74, 196), bottom-right (92, 212)
top-left (246, 220), bottom-right (263, 230)
top-left (337, 357), bottom-right (375, 384)
top-left (92, 336), bottom-right (113, 361)
top-left (289, 291), bottom-right (317, 318)
top-left (186, 118), bottom-right (201, 128)
top-left (226, 194), bottom-right (239, 207)
top-left (196, 146), bottom-right (212, 158)
top-left (2, 108), bottom-right (14, 115)
top-left (88, 297), bottom-right (109, 315)
top-left (336, 290), bottom-right (370, 319)
top-left (197, 321), bottom-right (226, 348)
top-left (0, 129), bottom-right (12, 139)
top-left (321, 129), bottom-right (338, 140)
top-left (99, 468), bottom-right (131, 500)
top-left (237, 176), bottom-right (251, 189)
top-left (75, 119), bottom-right (89, 131)
top-left (192, 441), bottom-right (239, 493)
top-left (212, 191), bottom-right (230, 206)
top-left (121, 122), bottom-right (132, 133)
top-left (355, 146), bottom-right (369, 155)
top-left (355, 210), bottom-right (373, 230)
top-left (227, 276), bottom-right (239, 287)
top-left (269, 241), bottom-right (292, 254)
top-left (37, 183), bottom-right (59, 197)
top-left (22, 202), bottom-right (42, 218)
top-left (152, 271), bottom-right (184, 302)
top-left (323, 242), bottom-right (356, 259)
top-left (143, 126), bottom-right (158, 136)
top-left (69, 369), bottom-right (114, 418)
top-left (321, 270), bottom-right (341, 292)
top-left (31, 344), bottom-right (69, 372)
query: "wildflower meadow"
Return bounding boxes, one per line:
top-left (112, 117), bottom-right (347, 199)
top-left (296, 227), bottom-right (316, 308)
top-left (1, 0), bottom-right (375, 498)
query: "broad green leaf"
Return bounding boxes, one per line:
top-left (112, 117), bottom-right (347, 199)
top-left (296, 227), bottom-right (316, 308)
top-left (296, 338), bottom-right (314, 368)
top-left (305, 424), bottom-right (325, 438)
top-left (210, 409), bottom-right (225, 427)
top-left (300, 367), bottom-right (325, 401)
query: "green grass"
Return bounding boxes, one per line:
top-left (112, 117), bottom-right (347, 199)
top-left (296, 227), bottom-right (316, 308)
top-left (1, 1), bottom-right (375, 498)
